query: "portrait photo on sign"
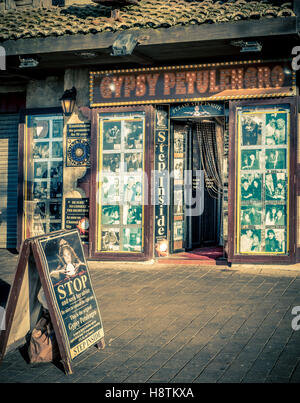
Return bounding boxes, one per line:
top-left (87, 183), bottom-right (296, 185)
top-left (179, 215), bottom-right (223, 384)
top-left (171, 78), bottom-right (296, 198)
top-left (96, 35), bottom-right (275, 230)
top-left (50, 161), bottom-right (63, 179)
top-left (34, 162), bottom-right (48, 178)
top-left (174, 221), bottom-right (184, 241)
top-left (33, 120), bottom-right (49, 139)
top-left (265, 228), bottom-right (286, 253)
top-left (102, 120), bottom-right (121, 150)
top-left (33, 142), bottom-right (49, 159)
top-left (101, 228), bottom-right (120, 251)
top-left (123, 176), bottom-right (142, 204)
top-left (240, 229), bottom-right (261, 253)
top-left (265, 205), bottom-right (286, 226)
top-left (240, 205), bottom-right (262, 226)
top-left (33, 181), bottom-right (48, 199)
top-left (123, 227), bottom-right (142, 252)
top-left (37, 230), bottom-right (104, 362)
top-left (156, 108), bottom-right (168, 128)
top-left (174, 132), bottom-right (184, 154)
top-left (174, 189), bottom-right (183, 214)
top-left (52, 120), bottom-right (63, 138)
top-left (124, 153), bottom-right (143, 172)
top-left (240, 173), bottom-right (262, 201)
top-left (174, 159), bottom-right (184, 180)
top-left (241, 114), bottom-right (263, 146)
top-left (101, 205), bottom-right (120, 225)
top-left (123, 205), bottom-right (142, 225)
top-left (52, 141), bottom-right (63, 158)
top-left (102, 153), bottom-right (120, 173)
top-left (265, 149), bottom-right (286, 170)
top-left (50, 202), bottom-right (62, 219)
top-left (124, 120), bottom-right (143, 150)
top-left (265, 112), bottom-right (287, 145)
top-left (34, 201), bottom-right (46, 218)
top-left (101, 176), bottom-right (120, 204)
top-left (241, 149), bottom-right (261, 170)
top-left (40, 232), bottom-right (87, 285)
top-left (50, 180), bottom-right (62, 199)
top-left (265, 172), bottom-right (286, 201)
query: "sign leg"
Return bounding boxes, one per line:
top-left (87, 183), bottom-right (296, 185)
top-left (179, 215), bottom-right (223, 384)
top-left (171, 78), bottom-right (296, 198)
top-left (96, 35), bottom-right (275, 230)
top-left (62, 359), bottom-right (73, 375)
top-left (96, 337), bottom-right (105, 350)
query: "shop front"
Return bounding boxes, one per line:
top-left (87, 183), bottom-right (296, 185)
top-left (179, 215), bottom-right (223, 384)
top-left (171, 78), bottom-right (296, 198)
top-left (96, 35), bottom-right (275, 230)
top-left (19, 58), bottom-right (299, 264)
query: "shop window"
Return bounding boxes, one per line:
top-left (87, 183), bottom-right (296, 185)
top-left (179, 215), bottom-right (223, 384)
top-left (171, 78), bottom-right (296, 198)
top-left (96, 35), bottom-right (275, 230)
top-left (24, 114), bottom-right (64, 238)
top-left (236, 104), bottom-right (290, 255)
top-left (96, 112), bottom-right (145, 253)
top-left (228, 98), bottom-right (298, 264)
top-left (171, 123), bottom-right (187, 253)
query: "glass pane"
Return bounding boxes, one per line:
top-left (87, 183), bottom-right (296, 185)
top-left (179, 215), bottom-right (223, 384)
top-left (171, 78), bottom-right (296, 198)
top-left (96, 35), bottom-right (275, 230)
top-left (172, 124), bottom-right (187, 252)
top-left (97, 112), bottom-right (145, 253)
top-left (236, 105), bottom-right (290, 255)
top-left (24, 115), bottom-right (63, 237)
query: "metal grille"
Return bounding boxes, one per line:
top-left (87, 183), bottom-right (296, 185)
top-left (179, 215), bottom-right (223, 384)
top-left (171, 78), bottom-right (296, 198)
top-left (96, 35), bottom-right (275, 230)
top-left (0, 114), bottom-right (19, 248)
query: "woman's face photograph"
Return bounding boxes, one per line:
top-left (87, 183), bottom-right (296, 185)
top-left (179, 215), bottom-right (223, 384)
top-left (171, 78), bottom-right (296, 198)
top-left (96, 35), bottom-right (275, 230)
top-left (62, 248), bottom-right (72, 265)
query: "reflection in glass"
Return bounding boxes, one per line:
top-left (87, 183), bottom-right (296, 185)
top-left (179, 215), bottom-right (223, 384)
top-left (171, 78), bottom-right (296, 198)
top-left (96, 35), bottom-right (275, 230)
top-left (241, 149), bottom-right (261, 170)
top-left (241, 174), bottom-right (262, 201)
top-left (265, 149), bottom-right (286, 170)
top-left (265, 205), bottom-right (286, 226)
top-left (103, 121), bottom-right (121, 150)
top-left (101, 206), bottom-right (120, 225)
top-left (265, 229), bottom-right (285, 253)
top-left (25, 115), bottom-right (64, 236)
top-left (265, 113), bottom-right (287, 145)
top-left (102, 229), bottom-right (120, 251)
top-left (237, 106), bottom-right (289, 255)
top-left (241, 114), bottom-right (263, 146)
top-left (98, 114), bottom-right (145, 252)
top-left (240, 229), bottom-right (261, 252)
top-left (265, 173), bottom-right (286, 201)
top-left (241, 206), bottom-right (262, 226)
top-left (123, 227), bottom-right (142, 252)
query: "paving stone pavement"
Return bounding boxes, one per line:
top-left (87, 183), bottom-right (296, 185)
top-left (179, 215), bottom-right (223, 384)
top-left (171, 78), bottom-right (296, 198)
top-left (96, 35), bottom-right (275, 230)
top-left (0, 249), bottom-right (300, 383)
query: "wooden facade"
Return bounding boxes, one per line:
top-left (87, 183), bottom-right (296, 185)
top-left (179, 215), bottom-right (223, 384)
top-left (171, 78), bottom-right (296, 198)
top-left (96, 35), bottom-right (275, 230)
top-left (1, 0), bottom-right (300, 265)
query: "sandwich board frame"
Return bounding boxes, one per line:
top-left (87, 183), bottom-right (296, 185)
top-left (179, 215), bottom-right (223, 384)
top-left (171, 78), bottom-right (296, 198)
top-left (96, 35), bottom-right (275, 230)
top-left (0, 229), bottom-right (105, 375)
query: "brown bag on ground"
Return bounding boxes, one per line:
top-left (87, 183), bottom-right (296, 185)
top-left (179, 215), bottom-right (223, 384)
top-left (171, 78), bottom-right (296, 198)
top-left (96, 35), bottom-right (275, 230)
top-left (28, 311), bottom-right (60, 363)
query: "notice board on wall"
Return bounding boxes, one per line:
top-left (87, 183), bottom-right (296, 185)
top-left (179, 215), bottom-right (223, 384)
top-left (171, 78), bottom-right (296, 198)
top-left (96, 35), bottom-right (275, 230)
top-left (65, 198), bottom-right (89, 243)
top-left (0, 229), bottom-right (104, 374)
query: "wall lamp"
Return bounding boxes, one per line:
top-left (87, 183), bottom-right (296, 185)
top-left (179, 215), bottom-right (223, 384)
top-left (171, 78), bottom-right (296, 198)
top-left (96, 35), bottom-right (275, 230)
top-left (19, 56), bottom-right (39, 68)
top-left (111, 32), bottom-right (138, 56)
top-left (155, 239), bottom-right (169, 257)
top-left (231, 40), bottom-right (262, 53)
top-left (60, 87), bottom-right (77, 116)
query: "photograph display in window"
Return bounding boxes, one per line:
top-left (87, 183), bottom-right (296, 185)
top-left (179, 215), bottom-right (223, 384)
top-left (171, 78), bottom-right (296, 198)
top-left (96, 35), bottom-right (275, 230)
top-left (27, 116), bottom-right (64, 236)
top-left (98, 116), bottom-right (145, 253)
top-left (101, 228), bottom-right (120, 251)
top-left (172, 126), bottom-right (186, 251)
top-left (237, 107), bottom-right (289, 255)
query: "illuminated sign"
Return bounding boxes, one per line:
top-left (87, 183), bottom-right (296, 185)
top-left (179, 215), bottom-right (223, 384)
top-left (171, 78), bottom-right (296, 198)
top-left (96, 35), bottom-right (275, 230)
top-left (90, 61), bottom-right (295, 107)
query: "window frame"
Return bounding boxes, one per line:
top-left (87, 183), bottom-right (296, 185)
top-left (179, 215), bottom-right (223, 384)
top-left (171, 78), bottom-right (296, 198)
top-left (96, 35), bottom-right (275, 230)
top-left (228, 97), bottom-right (297, 264)
top-left (89, 105), bottom-right (154, 261)
top-left (18, 107), bottom-right (63, 250)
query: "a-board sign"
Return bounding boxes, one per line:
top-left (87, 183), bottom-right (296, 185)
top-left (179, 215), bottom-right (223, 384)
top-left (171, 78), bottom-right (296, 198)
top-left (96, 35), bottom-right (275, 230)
top-left (0, 229), bottom-right (104, 375)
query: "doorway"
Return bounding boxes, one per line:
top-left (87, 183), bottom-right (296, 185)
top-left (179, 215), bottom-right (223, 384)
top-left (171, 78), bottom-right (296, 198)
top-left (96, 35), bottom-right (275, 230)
top-left (170, 118), bottom-right (223, 255)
